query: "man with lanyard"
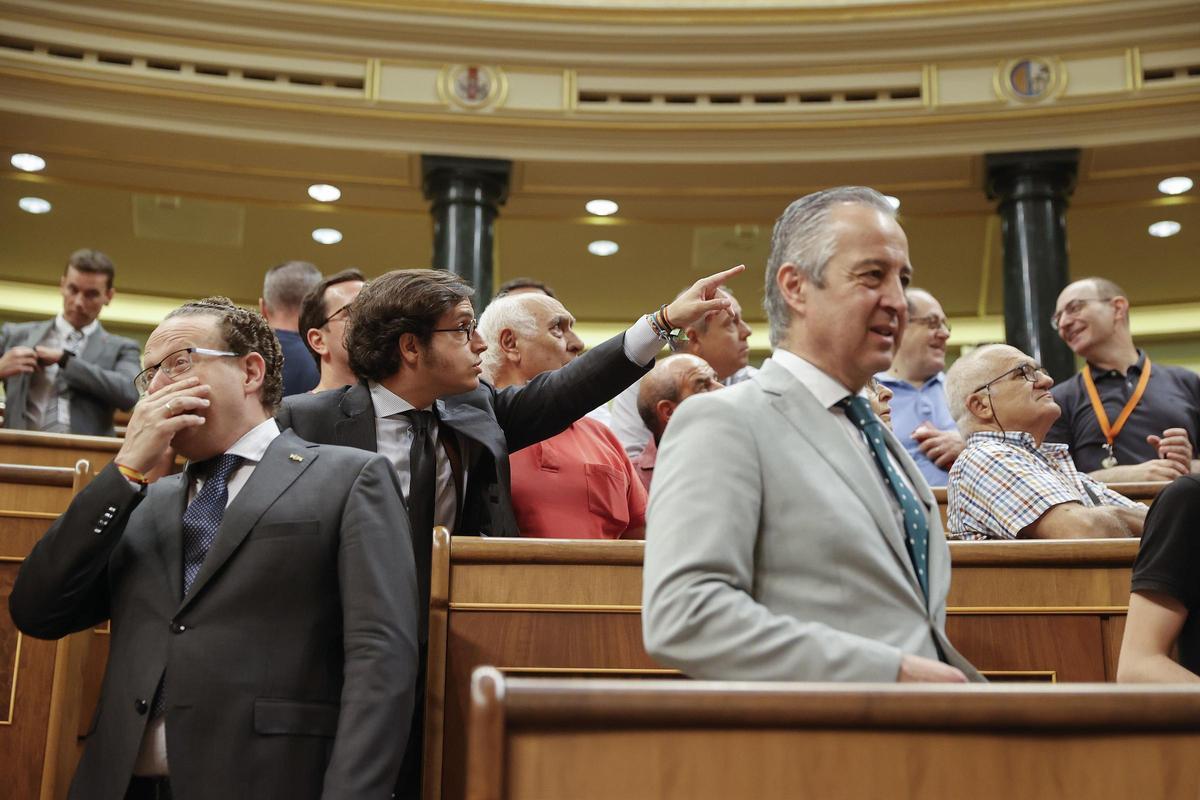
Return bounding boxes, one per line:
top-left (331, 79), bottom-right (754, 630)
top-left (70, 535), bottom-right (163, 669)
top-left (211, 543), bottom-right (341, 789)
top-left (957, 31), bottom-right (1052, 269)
top-left (1046, 277), bottom-right (1199, 482)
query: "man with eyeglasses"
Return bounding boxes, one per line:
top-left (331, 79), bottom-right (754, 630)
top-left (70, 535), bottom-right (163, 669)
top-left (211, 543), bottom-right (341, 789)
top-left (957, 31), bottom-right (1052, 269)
top-left (875, 288), bottom-right (963, 486)
top-left (1046, 277), bottom-right (1198, 482)
top-left (944, 343), bottom-right (1147, 540)
top-left (11, 297), bottom-right (418, 800)
top-left (297, 268), bottom-right (365, 393)
top-left (275, 265), bottom-right (740, 795)
top-left (0, 248), bottom-right (140, 435)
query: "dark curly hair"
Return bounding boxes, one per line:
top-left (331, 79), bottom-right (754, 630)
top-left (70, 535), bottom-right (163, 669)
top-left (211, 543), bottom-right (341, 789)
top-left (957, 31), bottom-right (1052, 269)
top-left (164, 296), bottom-right (284, 410)
top-left (347, 269), bottom-right (474, 382)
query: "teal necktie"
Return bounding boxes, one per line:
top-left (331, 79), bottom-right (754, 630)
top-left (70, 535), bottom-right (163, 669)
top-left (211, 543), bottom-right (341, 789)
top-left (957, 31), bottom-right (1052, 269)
top-left (838, 395), bottom-right (929, 598)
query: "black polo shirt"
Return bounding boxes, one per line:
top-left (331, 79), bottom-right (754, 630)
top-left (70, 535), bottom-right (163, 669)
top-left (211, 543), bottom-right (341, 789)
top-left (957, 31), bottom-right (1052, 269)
top-left (1046, 350), bottom-right (1200, 472)
top-left (1130, 474), bottom-right (1200, 676)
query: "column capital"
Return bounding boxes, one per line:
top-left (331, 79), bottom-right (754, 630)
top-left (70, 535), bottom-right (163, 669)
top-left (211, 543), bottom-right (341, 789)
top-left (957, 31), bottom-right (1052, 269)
top-left (421, 155), bottom-right (512, 206)
top-left (985, 148), bottom-right (1080, 203)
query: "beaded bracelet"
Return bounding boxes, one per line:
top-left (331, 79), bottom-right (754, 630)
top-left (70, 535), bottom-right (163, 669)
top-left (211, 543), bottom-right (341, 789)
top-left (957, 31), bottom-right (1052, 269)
top-left (115, 463), bottom-right (151, 486)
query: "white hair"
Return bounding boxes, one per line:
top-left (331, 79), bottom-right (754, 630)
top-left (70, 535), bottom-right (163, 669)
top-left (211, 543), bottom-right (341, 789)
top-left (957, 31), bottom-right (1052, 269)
top-left (477, 293), bottom-right (548, 382)
top-left (944, 344), bottom-right (1010, 431)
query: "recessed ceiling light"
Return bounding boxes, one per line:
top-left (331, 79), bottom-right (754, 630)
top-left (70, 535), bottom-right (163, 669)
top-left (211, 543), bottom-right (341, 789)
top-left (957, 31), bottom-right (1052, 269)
top-left (585, 199), bottom-right (619, 216)
top-left (18, 196), bottom-right (51, 214)
top-left (10, 153), bottom-right (46, 172)
top-left (312, 227), bottom-right (343, 244)
top-left (587, 240), bottom-right (619, 256)
top-left (1147, 220), bottom-right (1181, 238)
top-left (308, 183), bottom-right (342, 202)
top-left (884, 195), bottom-right (901, 210)
top-left (1157, 176), bottom-right (1193, 196)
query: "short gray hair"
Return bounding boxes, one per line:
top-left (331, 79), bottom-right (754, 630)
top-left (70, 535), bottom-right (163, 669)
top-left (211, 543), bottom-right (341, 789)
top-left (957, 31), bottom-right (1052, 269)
top-left (263, 261), bottom-right (322, 314)
top-left (477, 293), bottom-right (546, 382)
top-left (944, 344), bottom-right (1008, 430)
top-left (764, 186), bottom-right (896, 347)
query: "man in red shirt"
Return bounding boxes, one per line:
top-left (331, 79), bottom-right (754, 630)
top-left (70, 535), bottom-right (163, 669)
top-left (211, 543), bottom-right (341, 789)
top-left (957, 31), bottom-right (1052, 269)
top-left (479, 292), bottom-right (647, 539)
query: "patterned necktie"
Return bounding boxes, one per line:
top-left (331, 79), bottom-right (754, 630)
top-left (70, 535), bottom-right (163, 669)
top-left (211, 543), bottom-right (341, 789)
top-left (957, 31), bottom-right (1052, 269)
top-left (404, 409), bottom-right (437, 640)
top-left (181, 453), bottom-right (243, 596)
top-left (838, 395), bottom-right (929, 598)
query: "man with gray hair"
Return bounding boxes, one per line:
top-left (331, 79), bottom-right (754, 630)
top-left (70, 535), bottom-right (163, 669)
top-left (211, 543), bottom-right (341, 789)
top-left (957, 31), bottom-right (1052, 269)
top-left (944, 343), bottom-right (1145, 540)
top-left (260, 260), bottom-right (322, 396)
top-left (643, 186), bottom-right (980, 683)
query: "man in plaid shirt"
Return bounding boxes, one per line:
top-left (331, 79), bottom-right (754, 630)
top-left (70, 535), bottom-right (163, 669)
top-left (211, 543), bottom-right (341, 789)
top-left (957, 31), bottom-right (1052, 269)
top-left (944, 344), bottom-right (1147, 540)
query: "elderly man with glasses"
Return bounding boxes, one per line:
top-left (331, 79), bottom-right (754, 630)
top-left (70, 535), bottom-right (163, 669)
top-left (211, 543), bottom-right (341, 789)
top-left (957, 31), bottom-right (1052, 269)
top-left (944, 343), bottom-right (1147, 540)
top-left (875, 288), bottom-right (962, 486)
top-left (1045, 276), bottom-right (1199, 483)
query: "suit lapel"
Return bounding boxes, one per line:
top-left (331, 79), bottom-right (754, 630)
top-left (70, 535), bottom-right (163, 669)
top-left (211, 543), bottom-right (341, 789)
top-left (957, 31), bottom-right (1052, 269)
top-left (177, 431), bottom-right (317, 611)
top-left (334, 383), bottom-right (379, 452)
top-left (150, 473), bottom-right (189, 601)
top-left (758, 361), bottom-right (922, 599)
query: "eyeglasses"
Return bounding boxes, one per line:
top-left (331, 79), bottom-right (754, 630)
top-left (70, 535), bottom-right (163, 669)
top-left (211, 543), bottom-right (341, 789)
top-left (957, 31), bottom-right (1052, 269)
top-left (431, 319), bottom-right (479, 343)
top-left (909, 314), bottom-right (951, 333)
top-left (1050, 297), bottom-right (1111, 331)
top-left (134, 347), bottom-right (239, 394)
top-left (973, 362), bottom-right (1048, 393)
top-left (316, 302), bottom-right (353, 329)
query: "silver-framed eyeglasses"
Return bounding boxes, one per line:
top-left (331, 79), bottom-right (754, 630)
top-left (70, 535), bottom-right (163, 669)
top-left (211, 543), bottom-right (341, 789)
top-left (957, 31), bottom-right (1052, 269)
top-left (1050, 297), bottom-right (1111, 331)
top-left (431, 319), bottom-right (479, 343)
top-left (973, 362), bottom-right (1048, 393)
top-left (909, 314), bottom-right (951, 333)
top-left (134, 347), bottom-right (239, 394)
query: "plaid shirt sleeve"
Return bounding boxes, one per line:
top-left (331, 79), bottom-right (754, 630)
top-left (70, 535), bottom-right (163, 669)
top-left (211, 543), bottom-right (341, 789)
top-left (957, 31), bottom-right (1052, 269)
top-left (1091, 476), bottom-right (1145, 509)
top-left (948, 440), bottom-right (1086, 539)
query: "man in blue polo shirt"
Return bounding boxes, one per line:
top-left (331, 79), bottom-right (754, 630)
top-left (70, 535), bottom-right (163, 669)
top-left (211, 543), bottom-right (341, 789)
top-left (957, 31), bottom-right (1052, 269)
top-left (875, 288), bottom-right (963, 487)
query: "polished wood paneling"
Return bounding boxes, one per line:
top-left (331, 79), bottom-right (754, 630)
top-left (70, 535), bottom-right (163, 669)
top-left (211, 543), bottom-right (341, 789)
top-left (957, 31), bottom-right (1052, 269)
top-left (0, 430), bottom-right (120, 470)
top-left (469, 672), bottom-right (1200, 800)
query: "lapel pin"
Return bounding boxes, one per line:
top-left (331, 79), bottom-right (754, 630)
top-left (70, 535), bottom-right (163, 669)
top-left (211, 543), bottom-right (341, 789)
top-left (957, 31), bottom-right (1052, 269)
top-left (288, 454), bottom-right (304, 462)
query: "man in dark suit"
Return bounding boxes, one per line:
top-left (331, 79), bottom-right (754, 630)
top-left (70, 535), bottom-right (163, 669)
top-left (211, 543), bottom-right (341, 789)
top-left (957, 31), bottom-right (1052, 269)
top-left (276, 266), bottom-right (741, 795)
top-left (10, 297), bottom-right (418, 800)
top-left (0, 249), bottom-right (140, 435)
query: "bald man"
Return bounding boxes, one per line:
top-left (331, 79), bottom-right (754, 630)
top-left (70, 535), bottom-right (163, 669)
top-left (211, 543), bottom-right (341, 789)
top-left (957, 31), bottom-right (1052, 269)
top-left (945, 343), bottom-right (1146, 540)
top-left (633, 354), bottom-right (723, 492)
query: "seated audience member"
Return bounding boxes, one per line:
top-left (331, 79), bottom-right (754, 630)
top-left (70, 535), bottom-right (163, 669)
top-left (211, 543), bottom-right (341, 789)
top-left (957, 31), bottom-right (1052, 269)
top-left (260, 260), bottom-right (322, 396)
top-left (609, 285), bottom-right (755, 459)
top-left (866, 376), bottom-right (894, 429)
top-left (9, 297), bottom-right (418, 799)
top-left (633, 354), bottom-right (723, 492)
top-left (298, 268), bottom-right (365, 392)
top-left (945, 343), bottom-right (1147, 540)
top-left (875, 288), bottom-right (962, 485)
top-left (1118, 473), bottom-right (1200, 683)
top-left (495, 276), bottom-right (557, 298)
top-left (277, 266), bottom-right (739, 794)
top-left (480, 293), bottom-right (647, 539)
top-left (0, 248), bottom-right (140, 435)
top-left (643, 186), bottom-right (979, 683)
top-left (1047, 277), bottom-right (1198, 481)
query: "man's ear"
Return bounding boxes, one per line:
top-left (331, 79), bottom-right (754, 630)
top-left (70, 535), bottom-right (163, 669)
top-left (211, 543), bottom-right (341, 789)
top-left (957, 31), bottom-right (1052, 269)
top-left (305, 327), bottom-right (328, 358)
top-left (243, 351), bottom-right (266, 396)
top-left (398, 332), bottom-right (422, 368)
top-left (964, 390), bottom-right (993, 423)
top-left (102, 287), bottom-right (114, 306)
top-left (498, 328), bottom-right (521, 364)
top-left (776, 263), bottom-right (808, 318)
top-left (258, 298), bottom-right (269, 318)
top-left (1112, 296), bottom-right (1131, 324)
top-left (656, 399), bottom-right (677, 429)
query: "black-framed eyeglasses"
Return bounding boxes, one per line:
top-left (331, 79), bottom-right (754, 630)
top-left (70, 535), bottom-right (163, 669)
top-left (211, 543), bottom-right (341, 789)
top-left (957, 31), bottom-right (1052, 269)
top-left (1050, 297), bottom-right (1111, 331)
top-left (431, 319), bottom-right (479, 343)
top-left (909, 314), bottom-right (951, 333)
top-left (973, 362), bottom-right (1048, 393)
top-left (316, 302), bottom-right (353, 329)
top-left (134, 347), bottom-right (239, 394)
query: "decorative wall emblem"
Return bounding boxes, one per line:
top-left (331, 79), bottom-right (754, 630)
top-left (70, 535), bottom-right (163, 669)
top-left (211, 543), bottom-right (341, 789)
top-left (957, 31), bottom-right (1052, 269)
top-left (996, 57), bottom-right (1066, 103)
top-left (439, 65), bottom-right (507, 111)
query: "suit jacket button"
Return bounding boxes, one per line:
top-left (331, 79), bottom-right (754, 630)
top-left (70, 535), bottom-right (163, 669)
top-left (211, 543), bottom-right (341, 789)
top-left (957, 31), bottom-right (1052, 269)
top-left (135, 699), bottom-right (148, 714)
top-left (170, 622), bottom-right (186, 634)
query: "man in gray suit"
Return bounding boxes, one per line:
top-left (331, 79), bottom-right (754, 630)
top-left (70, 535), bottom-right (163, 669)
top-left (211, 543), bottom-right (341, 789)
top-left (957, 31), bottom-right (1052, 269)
top-left (10, 297), bottom-right (418, 799)
top-left (0, 249), bottom-right (140, 435)
top-left (643, 186), bottom-right (981, 683)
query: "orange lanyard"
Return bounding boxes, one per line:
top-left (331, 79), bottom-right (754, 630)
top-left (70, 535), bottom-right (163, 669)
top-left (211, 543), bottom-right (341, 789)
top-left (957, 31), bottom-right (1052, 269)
top-left (1081, 356), bottom-right (1152, 451)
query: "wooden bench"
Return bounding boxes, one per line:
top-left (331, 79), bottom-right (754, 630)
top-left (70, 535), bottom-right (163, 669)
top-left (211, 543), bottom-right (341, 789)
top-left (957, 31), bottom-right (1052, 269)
top-left (424, 533), bottom-right (1140, 800)
top-left (466, 669), bottom-right (1200, 800)
top-left (0, 429), bottom-right (121, 470)
top-left (0, 461), bottom-right (98, 800)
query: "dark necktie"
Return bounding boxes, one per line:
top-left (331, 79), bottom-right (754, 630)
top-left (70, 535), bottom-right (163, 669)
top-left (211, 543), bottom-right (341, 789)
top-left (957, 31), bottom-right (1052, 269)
top-left (404, 409), bottom-right (437, 640)
top-left (153, 452), bottom-right (242, 718)
top-left (181, 453), bottom-right (244, 596)
top-left (838, 395), bottom-right (929, 598)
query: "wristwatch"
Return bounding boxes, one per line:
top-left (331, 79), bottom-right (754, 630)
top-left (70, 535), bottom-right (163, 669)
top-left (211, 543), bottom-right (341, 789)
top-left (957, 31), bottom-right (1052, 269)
top-left (57, 350), bottom-right (72, 369)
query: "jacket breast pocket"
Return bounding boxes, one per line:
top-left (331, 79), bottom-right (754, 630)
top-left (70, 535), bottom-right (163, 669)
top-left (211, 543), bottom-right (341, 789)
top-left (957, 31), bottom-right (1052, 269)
top-left (253, 698), bottom-right (339, 737)
top-left (252, 520), bottom-right (319, 541)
